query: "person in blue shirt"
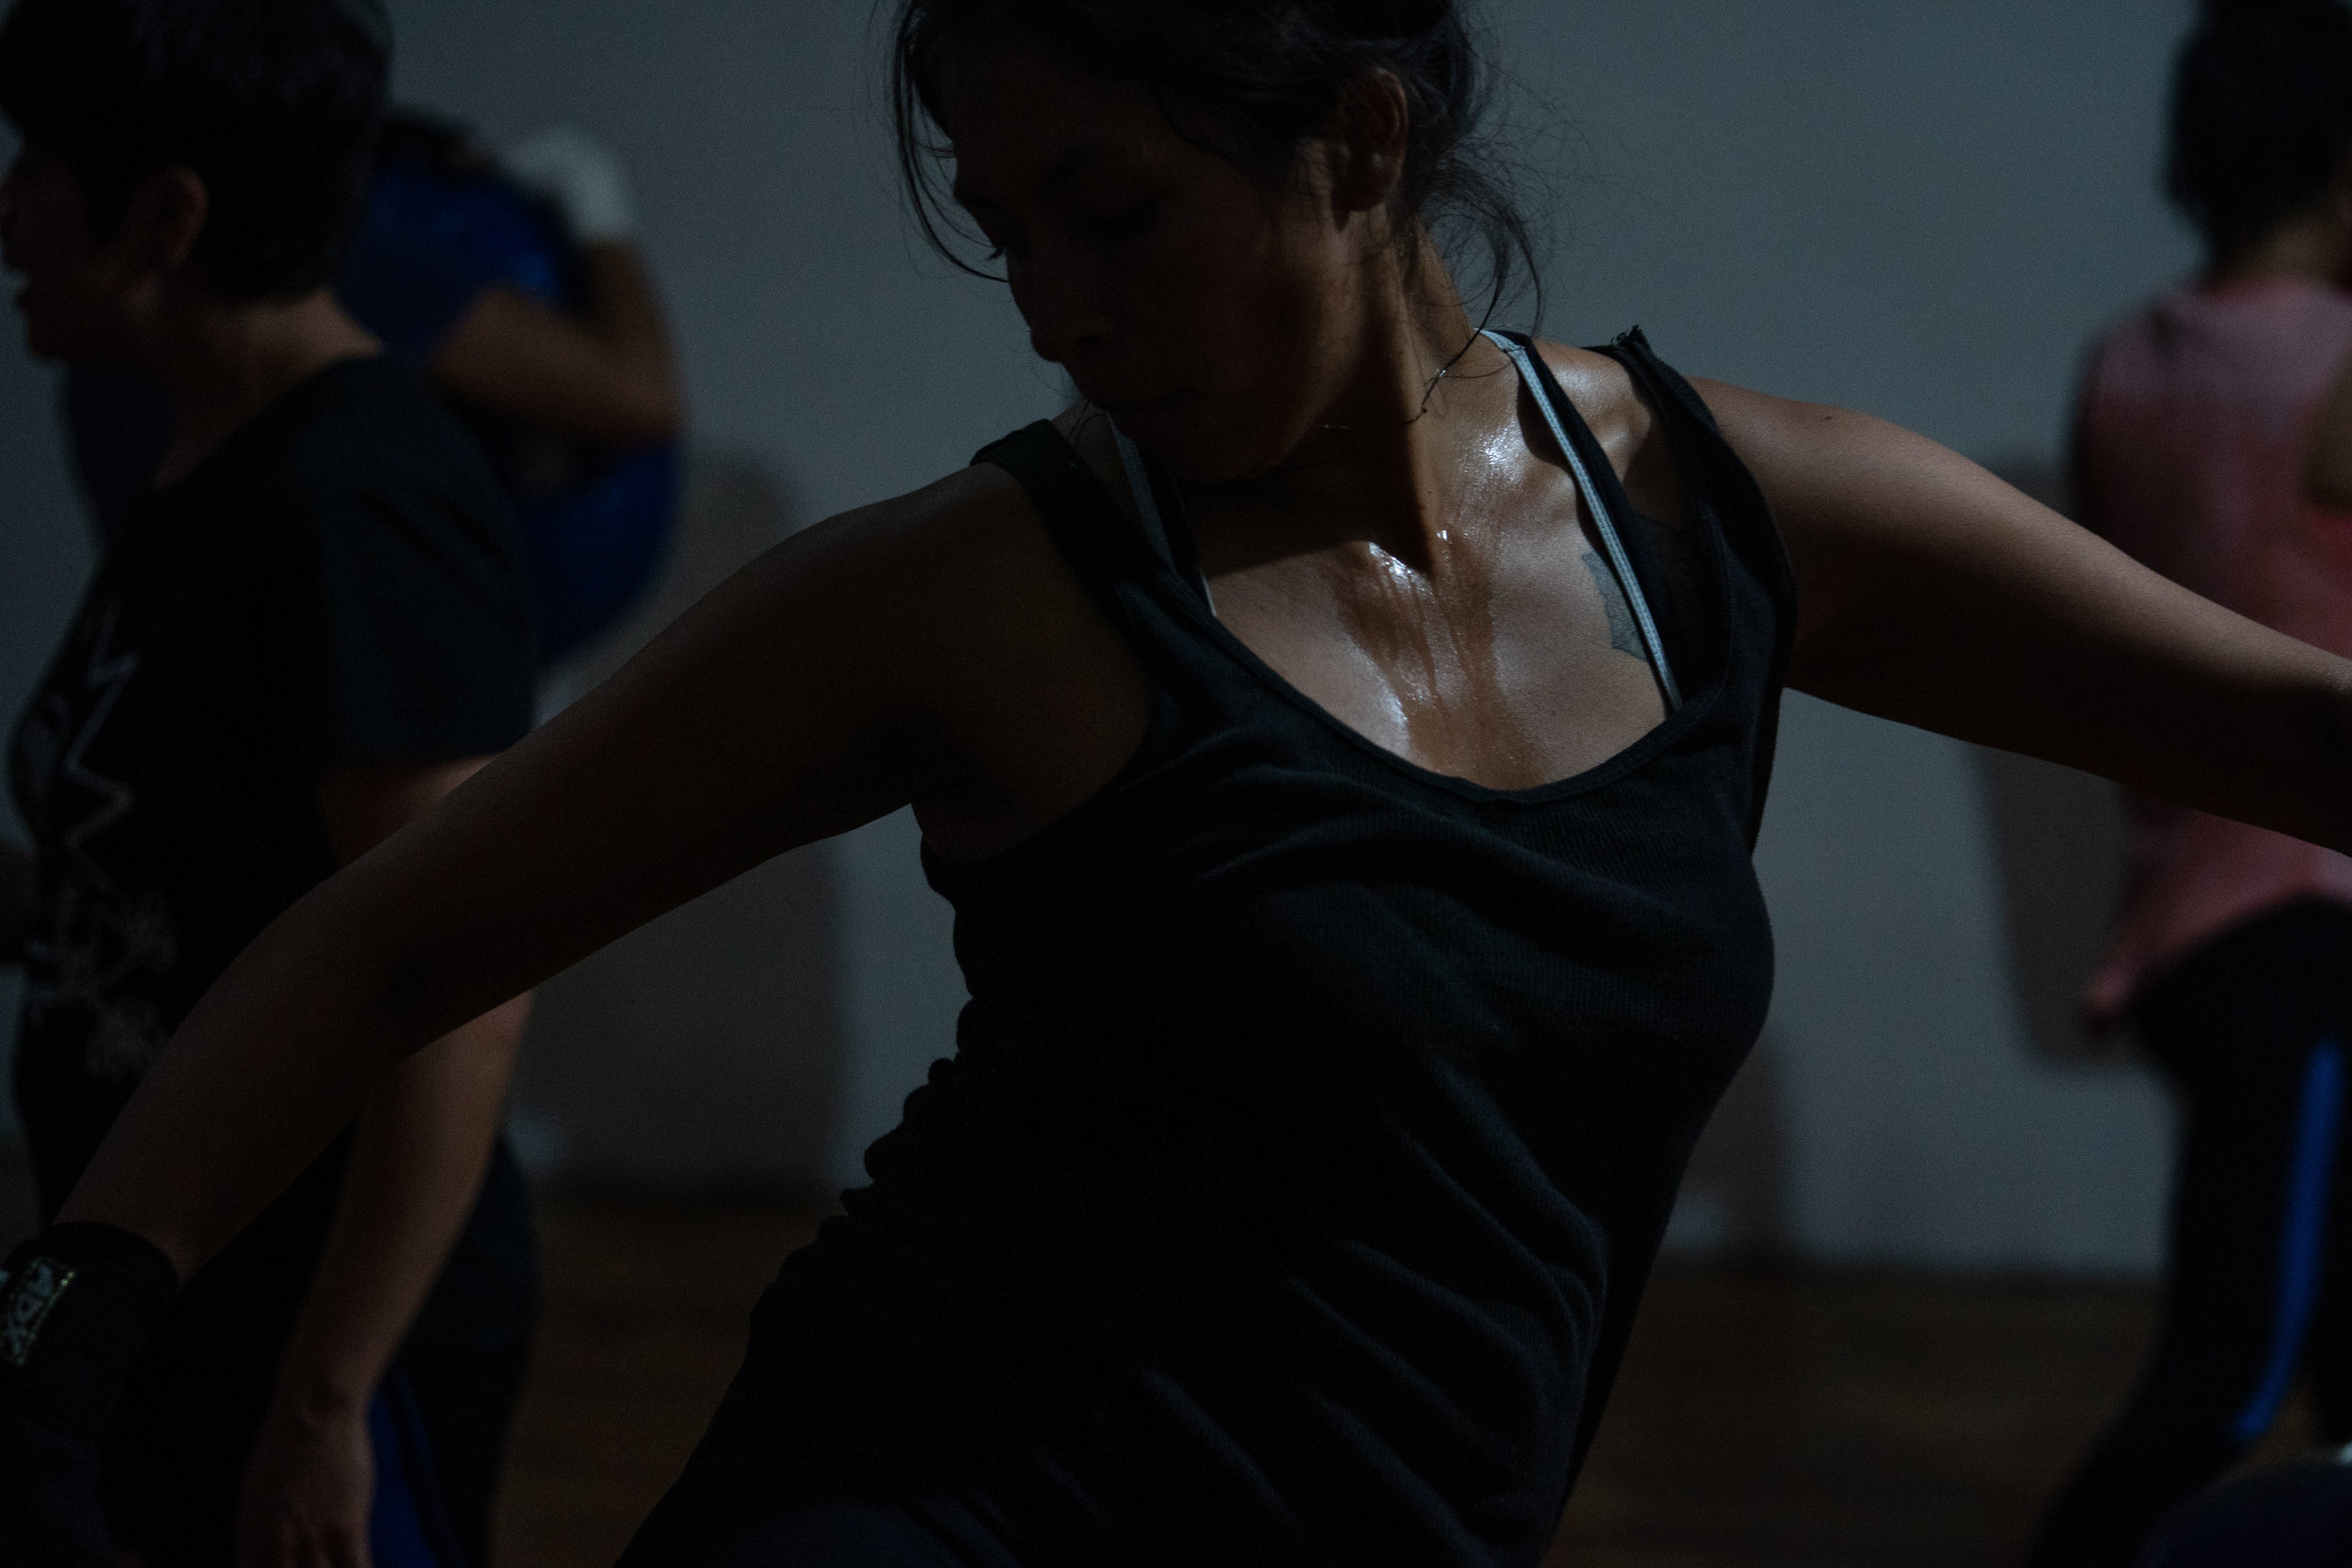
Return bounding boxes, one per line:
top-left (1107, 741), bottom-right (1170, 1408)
top-left (63, 109), bottom-right (684, 669)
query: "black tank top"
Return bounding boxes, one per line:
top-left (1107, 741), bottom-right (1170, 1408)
top-left (743, 331), bottom-right (1795, 1568)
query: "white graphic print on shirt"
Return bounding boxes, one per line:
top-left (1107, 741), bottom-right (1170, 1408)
top-left (17, 598), bottom-right (178, 1082)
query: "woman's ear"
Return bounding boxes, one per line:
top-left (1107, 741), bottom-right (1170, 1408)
top-left (1328, 70), bottom-right (1411, 218)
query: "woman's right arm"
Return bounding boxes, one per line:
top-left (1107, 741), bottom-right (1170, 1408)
top-left (53, 467), bottom-right (1030, 1277)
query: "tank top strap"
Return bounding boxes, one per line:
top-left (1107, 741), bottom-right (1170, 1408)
top-left (1593, 327), bottom-right (1799, 849)
top-left (1593, 328), bottom-right (1798, 631)
top-left (972, 420), bottom-right (1191, 639)
top-left (1113, 429), bottom-right (1216, 610)
top-left (1484, 329), bottom-right (1686, 711)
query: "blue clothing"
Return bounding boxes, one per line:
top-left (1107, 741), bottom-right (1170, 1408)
top-left (63, 156), bottom-right (678, 666)
top-left (15, 358), bottom-right (540, 1568)
top-left (369, 1376), bottom-right (461, 1568)
top-left (342, 162), bottom-right (568, 362)
top-left (2031, 901), bottom-right (2352, 1568)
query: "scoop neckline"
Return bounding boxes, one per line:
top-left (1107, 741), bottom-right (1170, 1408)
top-left (1149, 495), bottom-right (1731, 808)
top-left (925, 404), bottom-right (1735, 879)
top-left (1072, 357), bottom-right (1736, 808)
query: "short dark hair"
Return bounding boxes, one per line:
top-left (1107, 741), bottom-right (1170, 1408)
top-left (0, 0), bottom-right (391, 301)
top-left (889, 0), bottom-right (1539, 323)
top-left (2168, 0), bottom-right (2352, 260)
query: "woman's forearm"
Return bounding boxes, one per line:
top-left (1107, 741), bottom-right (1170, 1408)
top-left (267, 996), bottom-right (530, 1423)
top-left (52, 879), bottom-right (415, 1278)
top-left (56, 761), bottom-right (524, 1278)
top-left (52, 495), bottom-right (967, 1277)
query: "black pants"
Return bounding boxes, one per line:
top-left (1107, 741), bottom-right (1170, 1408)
top-left (2031, 900), bottom-right (2352, 1568)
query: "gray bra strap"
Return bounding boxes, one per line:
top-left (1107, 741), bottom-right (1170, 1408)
top-left (1480, 329), bottom-right (1684, 712)
top-left (1113, 428), bottom-right (1216, 613)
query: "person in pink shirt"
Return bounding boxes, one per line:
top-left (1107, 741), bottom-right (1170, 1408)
top-left (2035, 2), bottom-right (2352, 1562)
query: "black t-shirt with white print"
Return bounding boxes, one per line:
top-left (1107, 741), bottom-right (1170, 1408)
top-left (9, 355), bottom-right (532, 1200)
top-left (5, 357), bottom-right (538, 1548)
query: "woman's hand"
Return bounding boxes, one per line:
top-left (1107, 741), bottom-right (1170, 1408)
top-left (235, 1396), bottom-right (374, 1568)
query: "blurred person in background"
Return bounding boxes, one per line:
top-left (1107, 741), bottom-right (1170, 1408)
top-left (2032, 1), bottom-right (2352, 1563)
top-left (0, 1), bottom-right (542, 1565)
top-left (62, 109), bottom-right (684, 676)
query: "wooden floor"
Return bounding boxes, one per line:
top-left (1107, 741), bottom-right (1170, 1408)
top-left (0, 1175), bottom-right (2306, 1567)
top-left (491, 1197), bottom-right (2314, 1568)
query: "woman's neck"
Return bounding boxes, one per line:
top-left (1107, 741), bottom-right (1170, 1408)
top-left (139, 289), bottom-right (382, 490)
top-left (1210, 239), bottom-right (1512, 569)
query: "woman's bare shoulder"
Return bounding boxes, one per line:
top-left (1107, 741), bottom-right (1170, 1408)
top-left (1523, 338), bottom-right (1682, 523)
top-left (1525, 340), bottom-right (1646, 428)
top-left (782, 441), bottom-right (1137, 702)
top-left (772, 453), bottom-right (1077, 618)
top-left (1521, 337), bottom-right (1845, 446)
top-left (791, 419), bottom-right (1147, 858)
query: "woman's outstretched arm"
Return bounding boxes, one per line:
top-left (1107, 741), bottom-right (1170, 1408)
top-left (51, 467), bottom-right (1045, 1278)
top-left (1706, 382), bottom-right (2352, 855)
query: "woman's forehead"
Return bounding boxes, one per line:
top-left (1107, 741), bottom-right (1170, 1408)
top-left (939, 45), bottom-right (1169, 190)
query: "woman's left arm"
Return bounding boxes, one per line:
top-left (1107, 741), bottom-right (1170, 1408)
top-left (1700, 382), bottom-right (2352, 855)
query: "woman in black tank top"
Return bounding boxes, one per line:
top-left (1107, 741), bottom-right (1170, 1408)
top-left (8, 4), bottom-right (2352, 1567)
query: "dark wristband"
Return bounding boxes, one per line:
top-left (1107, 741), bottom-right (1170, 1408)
top-left (0, 1224), bottom-right (178, 1446)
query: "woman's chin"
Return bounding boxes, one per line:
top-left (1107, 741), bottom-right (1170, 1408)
top-left (1109, 401), bottom-right (1287, 486)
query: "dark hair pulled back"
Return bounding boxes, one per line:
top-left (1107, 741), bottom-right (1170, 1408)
top-left (2168, 0), bottom-right (2352, 259)
top-left (889, 0), bottom-right (1539, 322)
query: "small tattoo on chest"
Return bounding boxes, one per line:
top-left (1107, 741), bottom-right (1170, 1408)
top-left (1581, 550), bottom-right (1646, 659)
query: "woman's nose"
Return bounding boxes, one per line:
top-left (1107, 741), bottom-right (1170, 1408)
top-left (1015, 242), bottom-right (1114, 368)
